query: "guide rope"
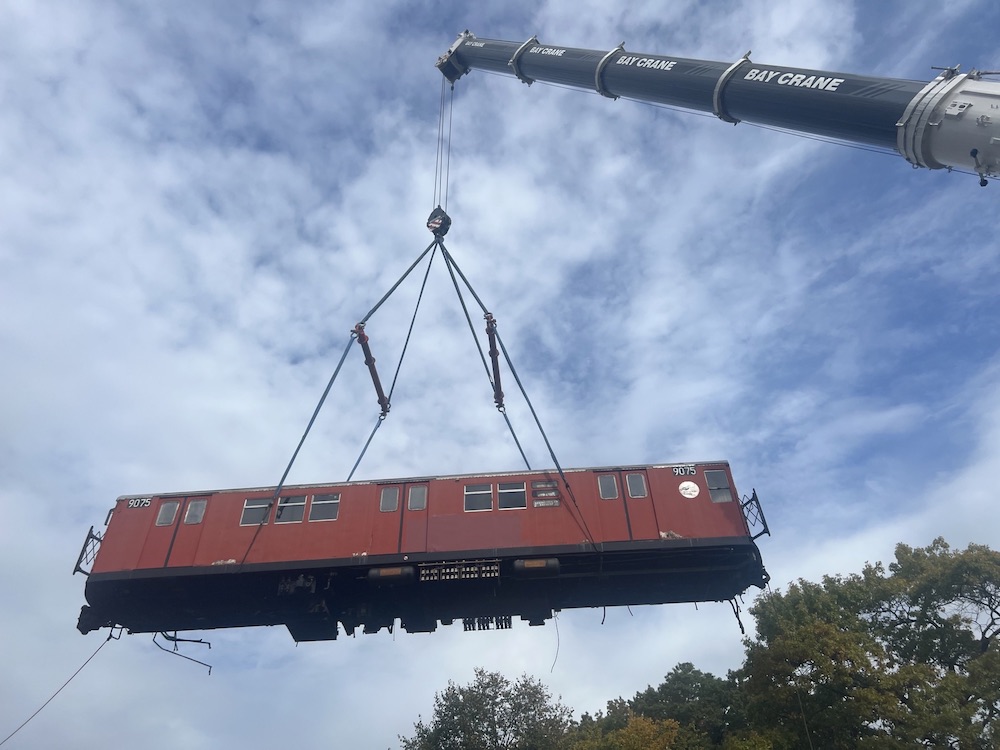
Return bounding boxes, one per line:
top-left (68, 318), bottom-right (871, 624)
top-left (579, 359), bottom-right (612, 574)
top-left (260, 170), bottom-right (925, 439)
top-left (0, 635), bottom-right (111, 747)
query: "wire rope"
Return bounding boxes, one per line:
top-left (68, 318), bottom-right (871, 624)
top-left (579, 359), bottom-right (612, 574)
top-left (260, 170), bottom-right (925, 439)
top-left (385, 244), bottom-right (439, 405)
top-left (444, 83), bottom-right (455, 210)
top-left (347, 244), bottom-right (439, 481)
top-left (239, 331), bottom-right (357, 565)
top-left (249, 74), bottom-right (455, 531)
top-left (438, 243), bottom-right (598, 548)
top-left (437, 243), bottom-right (533, 471)
top-left (433, 77), bottom-right (447, 206)
top-left (359, 240), bottom-right (438, 326)
top-left (433, 79), bottom-right (457, 208)
top-left (241, 240), bottom-right (442, 562)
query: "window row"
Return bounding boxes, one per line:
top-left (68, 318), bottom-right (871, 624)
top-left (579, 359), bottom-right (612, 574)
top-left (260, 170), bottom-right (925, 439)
top-left (462, 480), bottom-right (562, 512)
top-left (239, 485), bottom-right (429, 526)
top-left (240, 493), bottom-right (342, 526)
top-left (160, 470), bottom-right (734, 528)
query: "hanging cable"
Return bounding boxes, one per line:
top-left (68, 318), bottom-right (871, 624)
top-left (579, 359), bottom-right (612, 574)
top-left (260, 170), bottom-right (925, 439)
top-left (444, 82), bottom-right (455, 211)
top-left (347, 244), bottom-right (439, 481)
top-left (433, 77), bottom-right (447, 206)
top-left (432, 79), bottom-right (456, 210)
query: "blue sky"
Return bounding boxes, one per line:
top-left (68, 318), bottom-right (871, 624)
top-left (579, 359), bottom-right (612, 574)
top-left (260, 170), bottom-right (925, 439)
top-left (2, 1), bottom-right (999, 747)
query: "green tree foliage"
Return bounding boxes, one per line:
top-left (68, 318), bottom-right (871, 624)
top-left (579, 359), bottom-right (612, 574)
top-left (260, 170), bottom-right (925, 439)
top-left (400, 667), bottom-right (572, 750)
top-left (400, 539), bottom-right (998, 749)
top-left (561, 712), bottom-right (680, 750)
top-left (738, 538), bottom-right (1000, 749)
top-left (629, 662), bottom-right (736, 745)
top-left (608, 714), bottom-right (680, 750)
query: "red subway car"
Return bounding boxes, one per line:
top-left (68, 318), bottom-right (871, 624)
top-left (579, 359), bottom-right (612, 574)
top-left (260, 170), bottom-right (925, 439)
top-left (76, 461), bottom-right (769, 641)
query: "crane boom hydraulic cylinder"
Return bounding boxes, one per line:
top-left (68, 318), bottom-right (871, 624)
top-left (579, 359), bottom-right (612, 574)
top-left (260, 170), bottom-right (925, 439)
top-left (437, 32), bottom-right (1000, 184)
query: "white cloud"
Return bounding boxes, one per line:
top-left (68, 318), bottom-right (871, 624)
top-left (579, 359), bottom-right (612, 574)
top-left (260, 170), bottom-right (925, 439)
top-left (2, 1), bottom-right (999, 747)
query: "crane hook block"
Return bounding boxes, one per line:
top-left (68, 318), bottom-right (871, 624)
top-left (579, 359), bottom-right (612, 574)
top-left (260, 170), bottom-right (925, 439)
top-left (427, 206), bottom-right (452, 237)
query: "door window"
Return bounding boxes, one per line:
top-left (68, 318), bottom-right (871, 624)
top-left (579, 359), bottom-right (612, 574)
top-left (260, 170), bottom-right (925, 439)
top-left (626, 473), bottom-right (648, 498)
top-left (408, 485), bottom-right (427, 511)
top-left (598, 475), bottom-right (618, 500)
top-left (183, 499), bottom-right (207, 525)
top-left (156, 500), bottom-right (180, 526)
top-left (380, 486), bottom-right (400, 512)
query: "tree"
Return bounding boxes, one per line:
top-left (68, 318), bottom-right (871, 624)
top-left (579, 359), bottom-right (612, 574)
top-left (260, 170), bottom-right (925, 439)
top-left (863, 538), bottom-right (1000, 746)
top-left (560, 712), bottom-right (680, 750)
top-left (737, 538), bottom-right (1000, 749)
top-left (400, 668), bottom-right (572, 750)
top-left (610, 714), bottom-right (680, 750)
top-left (629, 662), bottom-right (737, 746)
top-left (400, 540), bottom-right (998, 748)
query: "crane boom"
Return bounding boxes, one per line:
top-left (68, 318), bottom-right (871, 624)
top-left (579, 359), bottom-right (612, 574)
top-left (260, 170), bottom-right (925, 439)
top-left (437, 32), bottom-right (1000, 184)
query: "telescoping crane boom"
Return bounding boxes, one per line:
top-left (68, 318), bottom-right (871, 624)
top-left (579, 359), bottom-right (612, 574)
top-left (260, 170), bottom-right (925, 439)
top-left (437, 32), bottom-right (1000, 185)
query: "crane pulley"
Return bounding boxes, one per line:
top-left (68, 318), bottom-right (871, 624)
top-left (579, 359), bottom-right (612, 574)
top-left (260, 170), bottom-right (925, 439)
top-left (437, 31), bottom-right (1000, 185)
top-left (427, 205), bottom-right (452, 237)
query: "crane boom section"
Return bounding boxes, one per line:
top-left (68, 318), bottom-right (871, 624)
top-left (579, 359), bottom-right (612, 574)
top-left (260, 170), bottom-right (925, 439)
top-left (437, 32), bottom-right (1000, 181)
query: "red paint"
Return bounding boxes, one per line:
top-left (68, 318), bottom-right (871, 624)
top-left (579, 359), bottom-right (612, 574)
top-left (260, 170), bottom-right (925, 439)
top-left (92, 462), bottom-right (753, 575)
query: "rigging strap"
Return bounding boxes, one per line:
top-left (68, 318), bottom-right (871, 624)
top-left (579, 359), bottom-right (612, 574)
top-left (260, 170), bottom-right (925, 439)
top-left (242, 240), bottom-right (441, 565)
top-left (347, 416), bottom-right (384, 483)
top-left (438, 241), bottom-right (598, 549)
top-left (438, 242), bottom-right (532, 471)
top-left (239, 331), bottom-right (359, 566)
top-left (491, 323), bottom-right (598, 547)
top-left (348, 243), bottom-right (439, 481)
top-left (360, 240), bottom-right (438, 325)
